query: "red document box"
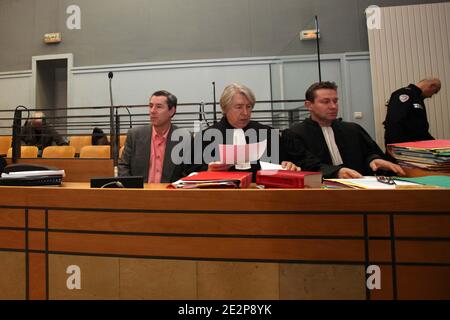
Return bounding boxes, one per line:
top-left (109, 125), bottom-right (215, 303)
top-left (256, 170), bottom-right (322, 188)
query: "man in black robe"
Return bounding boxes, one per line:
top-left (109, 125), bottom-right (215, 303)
top-left (189, 83), bottom-right (316, 178)
top-left (285, 81), bottom-right (405, 179)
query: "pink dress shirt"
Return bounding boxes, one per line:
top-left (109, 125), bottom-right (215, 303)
top-left (148, 126), bottom-right (170, 183)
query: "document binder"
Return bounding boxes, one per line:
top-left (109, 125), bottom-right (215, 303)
top-left (256, 170), bottom-right (322, 188)
top-left (0, 175), bottom-right (63, 186)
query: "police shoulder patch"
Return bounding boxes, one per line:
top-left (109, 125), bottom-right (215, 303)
top-left (399, 94), bottom-right (410, 103)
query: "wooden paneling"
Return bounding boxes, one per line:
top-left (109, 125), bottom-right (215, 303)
top-left (397, 266), bottom-right (450, 299)
top-left (0, 182), bottom-right (449, 300)
top-left (29, 253), bottom-right (46, 300)
top-left (279, 264), bottom-right (365, 300)
top-left (369, 240), bottom-right (391, 262)
top-left (367, 215), bottom-right (390, 237)
top-left (396, 241), bottom-right (450, 263)
top-left (370, 265), bottom-right (394, 300)
top-left (49, 255), bottom-right (120, 300)
top-left (198, 261), bottom-right (279, 300)
top-left (395, 216), bottom-right (450, 238)
top-left (29, 210), bottom-right (45, 229)
top-left (0, 208), bottom-right (23, 228)
top-left (0, 230), bottom-right (24, 249)
top-left (1, 184), bottom-right (449, 212)
top-left (29, 231), bottom-right (45, 251)
top-left (120, 259), bottom-right (197, 300)
top-left (0, 252), bottom-right (25, 300)
top-left (48, 211), bottom-right (364, 236)
top-left (48, 232), bottom-right (365, 262)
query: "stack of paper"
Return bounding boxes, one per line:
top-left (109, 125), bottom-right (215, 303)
top-left (325, 177), bottom-right (421, 189)
top-left (387, 140), bottom-right (450, 171)
top-left (1, 170), bottom-right (66, 178)
top-left (0, 170), bottom-right (65, 186)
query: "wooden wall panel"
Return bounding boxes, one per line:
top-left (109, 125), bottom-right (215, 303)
top-left (0, 208), bottom-right (24, 228)
top-left (197, 261), bottom-right (279, 300)
top-left (395, 216), bottom-right (450, 238)
top-left (0, 230), bottom-right (25, 249)
top-left (0, 252), bottom-right (25, 300)
top-left (119, 259), bottom-right (197, 300)
top-left (397, 266), bottom-right (450, 300)
top-left (48, 211), bottom-right (364, 236)
top-left (48, 232), bottom-right (365, 262)
top-left (279, 264), bottom-right (365, 300)
top-left (396, 241), bottom-right (450, 263)
top-left (49, 255), bottom-right (120, 300)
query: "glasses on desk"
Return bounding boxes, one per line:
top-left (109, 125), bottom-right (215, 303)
top-left (375, 174), bottom-right (397, 185)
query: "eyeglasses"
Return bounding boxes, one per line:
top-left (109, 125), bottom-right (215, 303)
top-left (375, 174), bottom-right (396, 185)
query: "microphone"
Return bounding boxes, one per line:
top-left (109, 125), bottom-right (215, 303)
top-left (212, 81), bottom-right (217, 124)
top-left (113, 108), bottom-right (120, 178)
top-left (107, 71), bottom-right (118, 177)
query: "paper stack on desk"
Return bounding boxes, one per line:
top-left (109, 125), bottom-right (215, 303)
top-left (324, 177), bottom-right (421, 189)
top-left (0, 170), bottom-right (65, 186)
top-left (387, 140), bottom-right (450, 171)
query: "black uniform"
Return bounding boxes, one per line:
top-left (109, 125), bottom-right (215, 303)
top-left (383, 84), bottom-right (434, 145)
top-left (286, 117), bottom-right (385, 178)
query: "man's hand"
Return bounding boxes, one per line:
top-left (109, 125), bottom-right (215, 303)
top-left (338, 167), bottom-right (363, 179)
top-left (281, 161), bottom-right (301, 171)
top-left (369, 159), bottom-right (406, 176)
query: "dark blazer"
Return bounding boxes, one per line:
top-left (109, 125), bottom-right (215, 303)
top-left (118, 125), bottom-right (190, 182)
top-left (288, 117), bottom-right (385, 178)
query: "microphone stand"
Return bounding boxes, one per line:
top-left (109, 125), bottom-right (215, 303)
top-left (114, 108), bottom-right (120, 178)
top-left (315, 15), bottom-right (322, 82)
top-left (212, 82), bottom-right (217, 124)
top-left (108, 71), bottom-right (118, 177)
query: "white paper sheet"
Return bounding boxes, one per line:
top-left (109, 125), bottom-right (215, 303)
top-left (219, 140), bottom-right (267, 165)
top-left (259, 161), bottom-right (286, 171)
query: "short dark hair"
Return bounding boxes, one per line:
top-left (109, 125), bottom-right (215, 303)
top-left (151, 90), bottom-right (178, 109)
top-left (305, 81), bottom-right (338, 102)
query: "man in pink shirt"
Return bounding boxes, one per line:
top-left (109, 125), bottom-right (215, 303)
top-left (119, 90), bottom-right (190, 183)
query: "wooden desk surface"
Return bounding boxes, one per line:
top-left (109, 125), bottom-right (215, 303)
top-left (0, 182), bottom-right (449, 212)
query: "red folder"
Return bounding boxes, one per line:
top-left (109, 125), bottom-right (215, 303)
top-left (256, 170), bottom-right (322, 188)
top-left (387, 139), bottom-right (450, 150)
top-left (169, 171), bottom-right (253, 189)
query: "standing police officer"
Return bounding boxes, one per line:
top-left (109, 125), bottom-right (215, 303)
top-left (383, 78), bottom-right (441, 145)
